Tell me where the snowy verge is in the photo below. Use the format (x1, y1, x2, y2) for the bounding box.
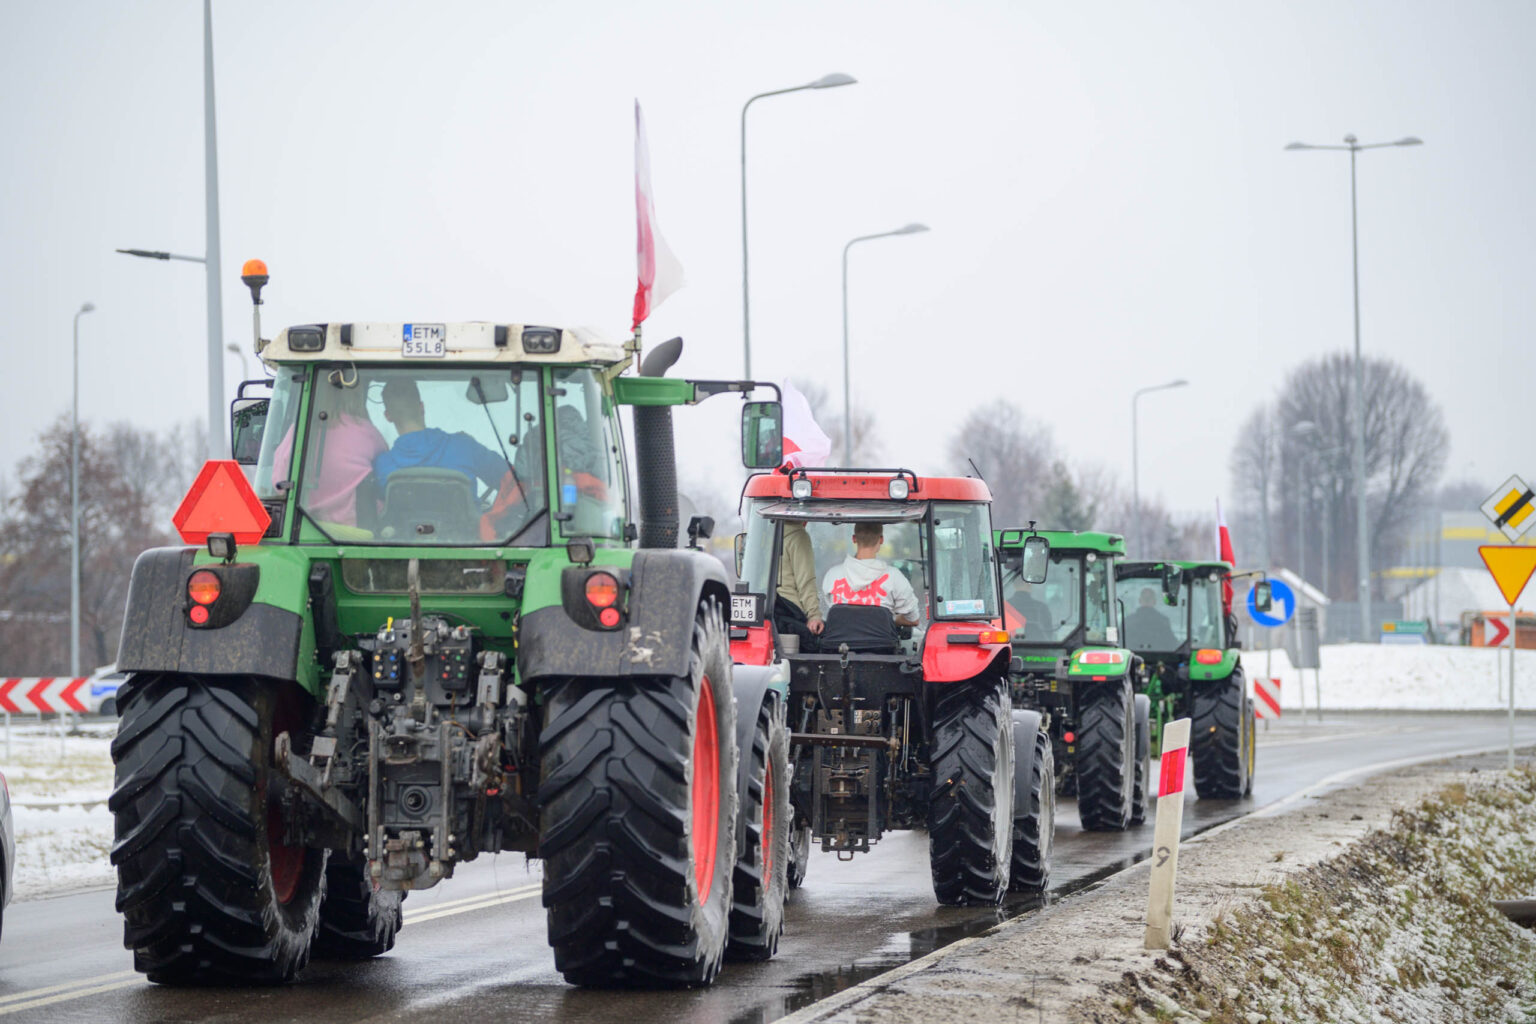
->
(1244, 643, 1536, 712)
(777, 751, 1536, 1024)
(0, 725, 116, 899)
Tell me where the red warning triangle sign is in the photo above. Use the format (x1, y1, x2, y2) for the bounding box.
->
(1478, 545, 1536, 607)
(172, 460, 271, 545)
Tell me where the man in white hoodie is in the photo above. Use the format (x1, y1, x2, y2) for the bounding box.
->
(822, 522, 921, 627)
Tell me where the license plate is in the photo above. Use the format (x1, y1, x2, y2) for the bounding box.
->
(731, 594, 763, 625)
(402, 323, 446, 357)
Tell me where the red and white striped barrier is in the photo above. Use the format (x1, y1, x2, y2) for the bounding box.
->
(0, 677, 89, 714)
(1253, 677, 1282, 719)
(1145, 717, 1191, 950)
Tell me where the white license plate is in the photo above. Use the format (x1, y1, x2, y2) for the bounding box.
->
(731, 595, 760, 623)
(402, 323, 447, 357)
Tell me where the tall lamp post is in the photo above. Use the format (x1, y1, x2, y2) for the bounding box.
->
(740, 72, 856, 378)
(841, 223, 928, 465)
(1131, 379, 1188, 557)
(115, 0, 226, 461)
(71, 302, 96, 679)
(1285, 133, 1422, 639)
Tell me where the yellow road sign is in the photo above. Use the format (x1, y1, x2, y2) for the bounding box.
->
(1481, 475, 1536, 542)
(1479, 545, 1536, 607)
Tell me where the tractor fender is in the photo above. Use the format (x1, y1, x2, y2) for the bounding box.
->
(115, 546, 304, 683)
(1064, 646, 1135, 679)
(1010, 707, 1045, 804)
(519, 548, 731, 683)
(731, 662, 789, 849)
(1133, 693, 1151, 763)
(1186, 649, 1241, 682)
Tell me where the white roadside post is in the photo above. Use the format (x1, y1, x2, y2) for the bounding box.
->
(1145, 717, 1192, 950)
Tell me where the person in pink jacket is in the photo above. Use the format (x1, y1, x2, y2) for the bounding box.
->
(273, 378, 387, 528)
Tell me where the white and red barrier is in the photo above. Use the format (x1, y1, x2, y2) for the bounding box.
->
(1253, 677, 1282, 719)
(0, 677, 88, 714)
(1145, 717, 1191, 950)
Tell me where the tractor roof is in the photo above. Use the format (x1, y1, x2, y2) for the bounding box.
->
(742, 469, 991, 503)
(995, 528, 1124, 554)
(261, 322, 626, 366)
(1117, 559, 1234, 576)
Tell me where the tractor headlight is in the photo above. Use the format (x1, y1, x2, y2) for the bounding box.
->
(790, 477, 813, 500)
(888, 478, 910, 500)
(521, 327, 561, 354)
(288, 327, 324, 352)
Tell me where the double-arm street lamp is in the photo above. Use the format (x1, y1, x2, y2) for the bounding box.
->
(841, 223, 928, 465)
(740, 72, 857, 378)
(71, 302, 96, 679)
(1285, 133, 1422, 639)
(1131, 379, 1189, 557)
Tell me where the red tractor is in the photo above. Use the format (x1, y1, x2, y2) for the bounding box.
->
(730, 468, 1055, 902)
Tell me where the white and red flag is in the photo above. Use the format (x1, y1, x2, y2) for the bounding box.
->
(631, 101, 686, 330)
(780, 381, 832, 469)
(1215, 498, 1236, 613)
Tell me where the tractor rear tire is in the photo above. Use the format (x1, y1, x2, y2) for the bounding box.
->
(1008, 717, 1054, 893)
(929, 678, 1013, 906)
(1191, 669, 1249, 800)
(1243, 697, 1257, 796)
(110, 674, 326, 984)
(727, 697, 790, 961)
(539, 604, 739, 988)
(1130, 694, 1151, 826)
(313, 857, 404, 959)
(1075, 680, 1135, 831)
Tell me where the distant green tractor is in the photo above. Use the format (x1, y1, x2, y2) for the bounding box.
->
(996, 529, 1151, 831)
(1114, 560, 1258, 800)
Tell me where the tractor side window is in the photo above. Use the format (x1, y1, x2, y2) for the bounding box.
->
(1189, 578, 1224, 648)
(1084, 557, 1111, 642)
(930, 503, 998, 621)
(739, 499, 777, 593)
(256, 370, 306, 499)
(552, 368, 627, 540)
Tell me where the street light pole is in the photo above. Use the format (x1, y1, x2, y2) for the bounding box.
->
(1285, 133, 1422, 640)
(203, 0, 226, 459)
(71, 302, 96, 679)
(841, 223, 928, 465)
(1131, 379, 1188, 557)
(740, 72, 860, 380)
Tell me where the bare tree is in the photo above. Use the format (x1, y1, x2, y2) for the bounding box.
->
(945, 399, 1056, 528)
(1228, 406, 1279, 568)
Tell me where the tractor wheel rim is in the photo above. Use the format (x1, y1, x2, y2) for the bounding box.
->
(268, 802, 303, 904)
(762, 758, 774, 881)
(692, 678, 720, 899)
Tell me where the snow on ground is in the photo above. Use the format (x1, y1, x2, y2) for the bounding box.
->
(0, 722, 116, 898)
(1246, 642, 1536, 712)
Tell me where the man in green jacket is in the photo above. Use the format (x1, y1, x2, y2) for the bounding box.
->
(774, 521, 824, 650)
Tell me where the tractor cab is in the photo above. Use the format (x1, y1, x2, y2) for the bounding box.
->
(1114, 560, 1237, 666)
(729, 468, 1055, 904)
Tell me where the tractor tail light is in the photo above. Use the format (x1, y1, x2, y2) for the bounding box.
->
(1063, 731, 1075, 744)
(188, 570, 222, 606)
(1078, 650, 1125, 665)
(584, 572, 620, 609)
(1194, 649, 1223, 665)
(978, 629, 1010, 645)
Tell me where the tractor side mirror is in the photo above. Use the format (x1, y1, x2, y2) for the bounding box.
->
(741, 401, 783, 469)
(1161, 563, 1181, 603)
(1020, 535, 1050, 584)
(1254, 580, 1273, 614)
(734, 533, 746, 578)
(230, 396, 269, 466)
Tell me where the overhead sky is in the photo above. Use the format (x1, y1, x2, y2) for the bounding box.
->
(3, 1, 1531, 516)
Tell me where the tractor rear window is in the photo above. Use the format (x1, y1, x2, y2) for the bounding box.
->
(1004, 554, 1078, 642)
(931, 502, 998, 621)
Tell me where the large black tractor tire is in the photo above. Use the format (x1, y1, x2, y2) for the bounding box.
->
(1191, 668, 1249, 800)
(110, 675, 327, 984)
(929, 678, 1014, 906)
(313, 857, 404, 959)
(727, 697, 790, 961)
(785, 822, 811, 891)
(1075, 680, 1135, 831)
(1130, 694, 1152, 826)
(1008, 712, 1054, 893)
(539, 604, 739, 988)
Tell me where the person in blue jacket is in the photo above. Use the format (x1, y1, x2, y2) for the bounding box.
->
(373, 378, 508, 491)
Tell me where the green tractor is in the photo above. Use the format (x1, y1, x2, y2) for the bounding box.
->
(1113, 560, 1259, 800)
(109, 270, 792, 988)
(996, 528, 1151, 831)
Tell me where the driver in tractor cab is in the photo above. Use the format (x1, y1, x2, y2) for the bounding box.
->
(1125, 586, 1178, 650)
(822, 522, 920, 627)
(1008, 581, 1054, 642)
(374, 378, 508, 490)
(773, 521, 824, 649)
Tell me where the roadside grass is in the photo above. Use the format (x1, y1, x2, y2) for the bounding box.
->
(1100, 765, 1536, 1023)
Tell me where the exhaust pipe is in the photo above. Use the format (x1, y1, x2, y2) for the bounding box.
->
(633, 337, 684, 549)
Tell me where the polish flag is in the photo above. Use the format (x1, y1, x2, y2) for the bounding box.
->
(780, 381, 831, 469)
(632, 101, 686, 330)
(1216, 498, 1236, 614)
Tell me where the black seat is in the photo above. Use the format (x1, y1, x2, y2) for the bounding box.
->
(380, 468, 480, 541)
(821, 604, 900, 654)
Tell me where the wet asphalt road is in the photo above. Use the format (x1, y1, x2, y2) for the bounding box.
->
(4, 712, 1534, 1023)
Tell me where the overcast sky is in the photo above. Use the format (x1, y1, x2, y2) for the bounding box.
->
(3, 1, 1531, 519)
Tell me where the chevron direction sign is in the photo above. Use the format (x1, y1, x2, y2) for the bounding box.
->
(0, 677, 89, 713)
